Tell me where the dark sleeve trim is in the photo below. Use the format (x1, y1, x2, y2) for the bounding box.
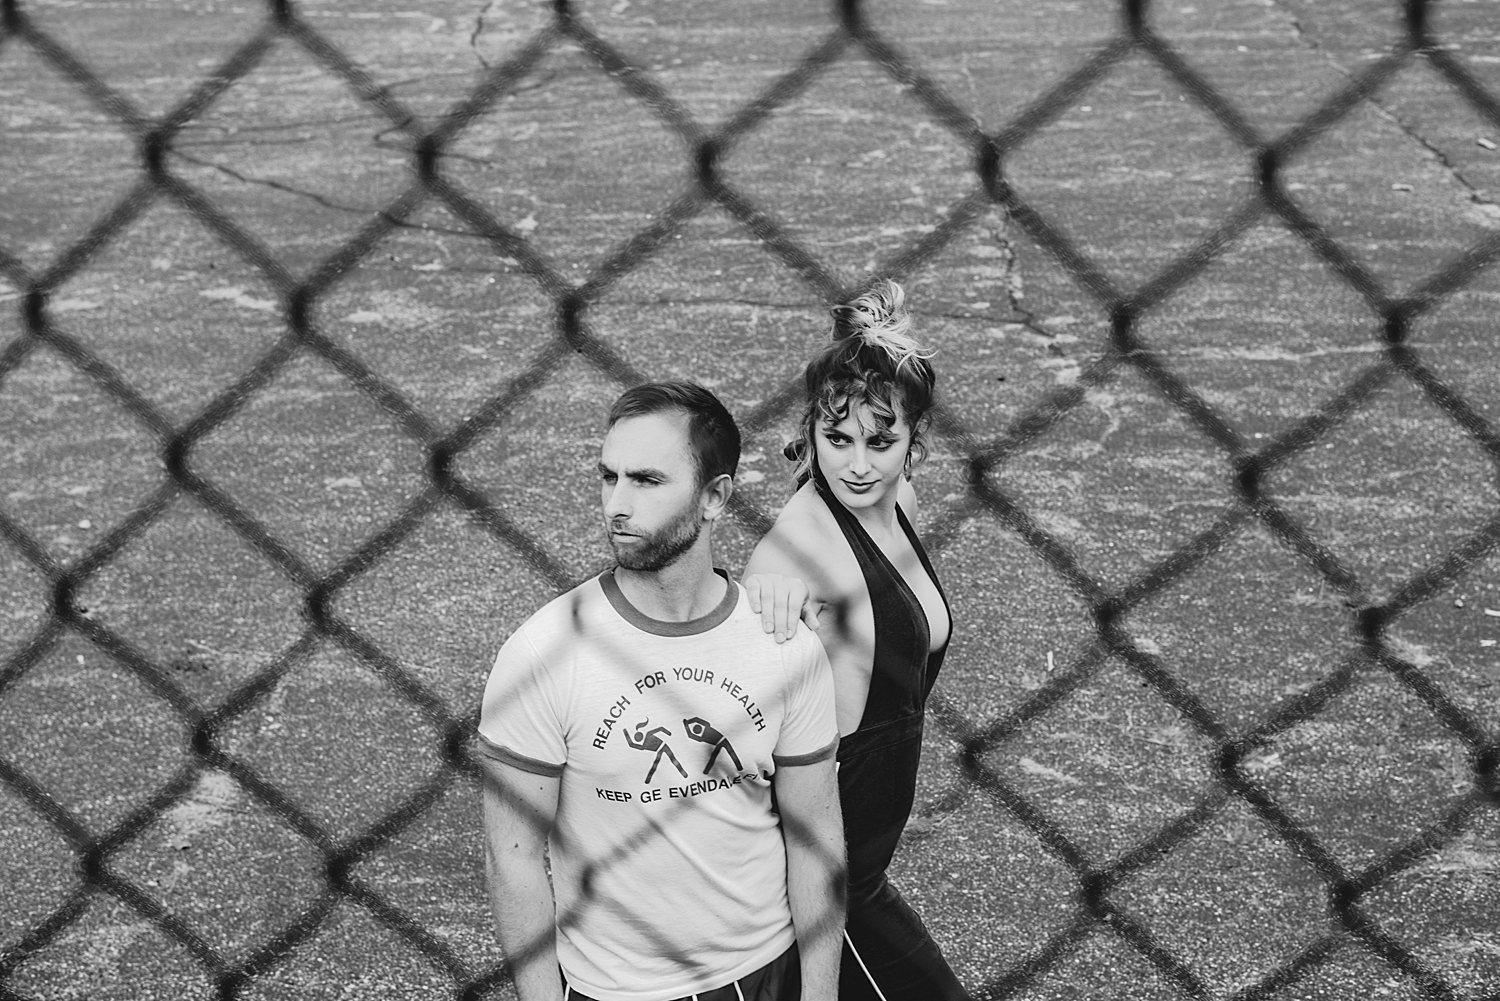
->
(773, 735, 839, 767)
(473, 733, 565, 777)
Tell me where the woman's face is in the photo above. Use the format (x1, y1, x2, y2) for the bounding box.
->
(813, 399, 911, 513)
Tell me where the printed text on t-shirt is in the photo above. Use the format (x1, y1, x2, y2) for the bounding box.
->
(590, 666, 773, 800)
(591, 666, 768, 751)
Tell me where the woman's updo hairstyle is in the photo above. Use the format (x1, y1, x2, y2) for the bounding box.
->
(789, 278, 936, 486)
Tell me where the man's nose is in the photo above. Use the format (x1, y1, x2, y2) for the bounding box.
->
(604, 481, 631, 519)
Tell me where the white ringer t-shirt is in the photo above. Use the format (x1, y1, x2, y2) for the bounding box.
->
(477, 569, 838, 1001)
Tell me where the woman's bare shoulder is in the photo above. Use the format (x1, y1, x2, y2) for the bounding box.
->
(897, 475, 918, 520)
(747, 484, 859, 591)
(774, 481, 832, 524)
(751, 484, 829, 557)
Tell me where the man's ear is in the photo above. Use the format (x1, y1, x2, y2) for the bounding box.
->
(700, 472, 734, 522)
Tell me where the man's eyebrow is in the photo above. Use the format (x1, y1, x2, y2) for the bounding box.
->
(598, 460, 671, 480)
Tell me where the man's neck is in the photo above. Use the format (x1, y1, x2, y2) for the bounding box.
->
(613, 549, 726, 623)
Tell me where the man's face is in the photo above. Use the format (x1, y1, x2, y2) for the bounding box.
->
(598, 411, 705, 572)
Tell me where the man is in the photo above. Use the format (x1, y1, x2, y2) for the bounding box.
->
(477, 381, 845, 1001)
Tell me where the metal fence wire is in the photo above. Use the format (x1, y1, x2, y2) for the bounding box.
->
(3, 0, 1500, 998)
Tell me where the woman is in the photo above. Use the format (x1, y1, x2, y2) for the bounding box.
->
(746, 279, 964, 1001)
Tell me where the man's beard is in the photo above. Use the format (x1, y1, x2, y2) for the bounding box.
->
(608, 504, 703, 572)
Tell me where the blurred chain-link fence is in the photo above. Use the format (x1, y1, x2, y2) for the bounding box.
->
(4, 0, 1500, 998)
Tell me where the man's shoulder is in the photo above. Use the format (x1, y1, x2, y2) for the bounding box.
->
(511, 573, 611, 639)
(717, 582, 825, 661)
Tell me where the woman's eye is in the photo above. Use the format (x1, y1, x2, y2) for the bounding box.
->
(870, 439, 894, 451)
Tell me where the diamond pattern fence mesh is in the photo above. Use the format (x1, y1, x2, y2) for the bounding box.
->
(3, 0, 1500, 999)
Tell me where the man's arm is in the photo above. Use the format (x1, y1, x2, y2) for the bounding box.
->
(774, 756, 846, 1001)
(480, 757, 564, 1001)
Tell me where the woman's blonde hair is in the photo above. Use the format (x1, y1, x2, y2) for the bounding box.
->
(789, 279, 936, 486)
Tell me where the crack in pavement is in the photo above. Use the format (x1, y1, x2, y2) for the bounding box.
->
(947, 47, 1052, 340)
(1266, 0, 1498, 211)
(167, 144, 539, 244)
(986, 213, 1058, 341)
(170, 148, 377, 216)
(470, 0, 495, 69)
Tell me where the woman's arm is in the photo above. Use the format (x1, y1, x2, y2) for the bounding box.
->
(749, 501, 879, 735)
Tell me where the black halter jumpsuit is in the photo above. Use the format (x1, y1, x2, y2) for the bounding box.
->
(814, 469, 967, 1001)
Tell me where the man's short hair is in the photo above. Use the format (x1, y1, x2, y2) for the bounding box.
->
(608, 381, 741, 488)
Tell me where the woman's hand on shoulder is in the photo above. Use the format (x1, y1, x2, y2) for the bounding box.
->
(742, 572, 822, 643)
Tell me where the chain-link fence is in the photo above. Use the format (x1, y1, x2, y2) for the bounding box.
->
(4, 0, 1500, 998)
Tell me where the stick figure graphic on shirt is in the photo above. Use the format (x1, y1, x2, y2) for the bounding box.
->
(624, 719, 687, 783)
(682, 716, 743, 774)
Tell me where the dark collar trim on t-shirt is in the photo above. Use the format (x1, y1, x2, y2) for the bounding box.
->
(599, 567, 738, 636)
